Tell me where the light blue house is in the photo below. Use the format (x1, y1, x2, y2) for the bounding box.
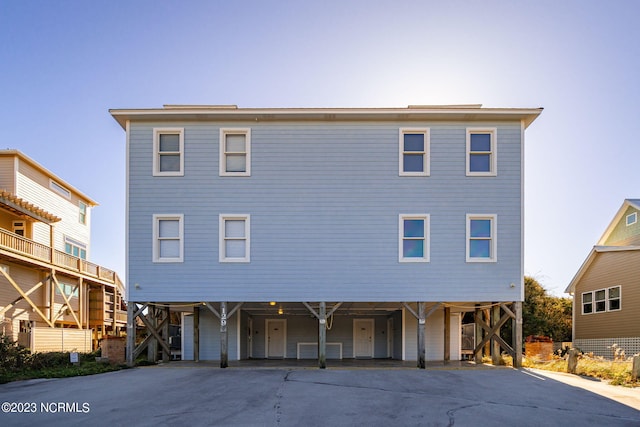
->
(111, 105, 542, 367)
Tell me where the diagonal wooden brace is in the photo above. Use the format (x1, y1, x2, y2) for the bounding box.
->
(138, 310, 171, 357)
(133, 315, 169, 359)
(473, 310, 514, 357)
(52, 273, 82, 328)
(0, 268, 53, 327)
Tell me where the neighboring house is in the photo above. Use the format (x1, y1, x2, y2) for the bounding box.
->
(0, 150, 125, 352)
(566, 199, 640, 358)
(111, 104, 542, 367)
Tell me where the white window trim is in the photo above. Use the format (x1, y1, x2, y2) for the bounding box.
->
(64, 236, 87, 259)
(152, 214, 184, 263)
(581, 286, 622, 314)
(79, 201, 87, 225)
(608, 285, 621, 312)
(466, 128, 497, 176)
(399, 128, 430, 176)
(594, 289, 607, 313)
(466, 214, 497, 262)
(626, 212, 637, 226)
(50, 180, 71, 199)
(220, 128, 251, 177)
(219, 214, 251, 262)
(398, 214, 430, 262)
(153, 128, 184, 176)
(581, 292, 593, 315)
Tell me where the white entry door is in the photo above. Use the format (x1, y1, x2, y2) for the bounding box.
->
(266, 319, 286, 358)
(353, 319, 374, 358)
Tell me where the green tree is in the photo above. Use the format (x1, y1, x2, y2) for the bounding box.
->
(523, 276, 572, 342)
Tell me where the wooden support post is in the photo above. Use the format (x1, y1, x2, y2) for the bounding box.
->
(491, 303, 501, 365)
(162, 307, 170, 362)
(632, 355, 640, 381)
(567, 348, 579, 374)
(126, 303, 136, 367)
(474, 305, 483, 363)
(443, 306, 450, 362)
(193, 306, 200, 362)
(148, 305, 157, 362)
(513, 301, 523, 368)
(49, 274, 55, 324)
(220, 302, 228, 368)
(417, 302, 426, 369)
(318, 301, 326, 369)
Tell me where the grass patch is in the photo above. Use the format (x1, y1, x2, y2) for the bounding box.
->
(498, 353, 639, 387)
(1, 361, 124, 384)
(0, 335, 125, 384)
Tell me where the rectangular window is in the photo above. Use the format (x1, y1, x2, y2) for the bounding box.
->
(608, 286, 621, 311)
(627, 212, 637, 226)
(399, 214, 430, 262)
(582, 287, 622, 314)
(79, 202, 87, 225)
(153, 128, 184, 176)
(50, 180, 71, 199)
(153, 214, 184, 262)
(399, 129, 430, 176)
(594, 289, 606, 313)
(219, 214, 250, 262)
(55, 282, 79, 298)
(582, 292, 593, 314)
(64, 237, 87, 260)
(12, 221, 25, 236)
(220, 129, 251, 176)
(466, 214, 497, 262)
(466, 128, 497, 176)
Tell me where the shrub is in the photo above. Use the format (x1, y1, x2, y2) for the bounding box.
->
(0, 334, 30, 372)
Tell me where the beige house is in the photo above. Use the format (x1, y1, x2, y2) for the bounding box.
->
(0, 150, 125, 352)
(566, 199, 640, 358)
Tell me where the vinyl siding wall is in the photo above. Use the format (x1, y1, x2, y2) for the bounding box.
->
(128, 120, 523, 302)
(0, 156, 16, 191)
(574, 250, 640, 339)
(603, 205, 640, 246)
(0, 263, 48, 340)
(15, 161, 91, 253)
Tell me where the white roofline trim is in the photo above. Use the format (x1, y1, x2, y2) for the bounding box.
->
(109, 105, 543, 130)
(564, 245, 640, 294)
(597, 199, 640, 245)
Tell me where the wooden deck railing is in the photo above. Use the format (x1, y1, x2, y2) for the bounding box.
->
(0, 228, 121, 289)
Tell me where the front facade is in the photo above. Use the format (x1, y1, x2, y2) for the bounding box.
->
(0, 150, 125, 352)
(112, 105, 542, 366)
(566, 199, 640, 358)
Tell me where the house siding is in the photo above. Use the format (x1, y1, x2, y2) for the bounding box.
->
(574, 250, 640, 339)
(16, 162, 91, 253)
(603, 205, 640, 246)
(0, 156, 16, 191)
(128, 121, 523, 303)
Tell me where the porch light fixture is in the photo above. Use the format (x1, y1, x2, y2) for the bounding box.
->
(269, 301, 276, 306)
(278, 308, 284, 315)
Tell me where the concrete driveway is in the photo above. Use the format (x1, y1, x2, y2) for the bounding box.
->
(1, 364, 638, 426)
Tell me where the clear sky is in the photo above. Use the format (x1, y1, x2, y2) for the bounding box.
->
(1, 1, 638, 296)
